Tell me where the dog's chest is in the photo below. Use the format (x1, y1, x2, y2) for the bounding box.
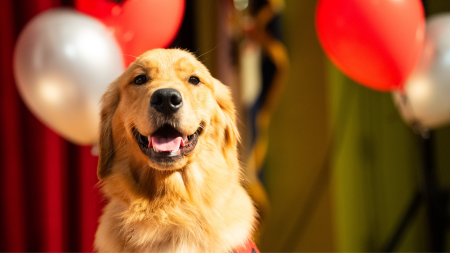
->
(122, 223, 230, 253)
(117, 203, 233, 252)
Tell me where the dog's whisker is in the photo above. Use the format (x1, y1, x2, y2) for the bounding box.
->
(194, 47, 201, 56)
(196, 38, 226, 59)
(122, 53, 138, 59)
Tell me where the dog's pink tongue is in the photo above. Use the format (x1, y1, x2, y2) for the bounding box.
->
(152, 136, 182, 152)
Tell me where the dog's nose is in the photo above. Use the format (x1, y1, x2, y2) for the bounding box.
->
(150, 88, 183, 114)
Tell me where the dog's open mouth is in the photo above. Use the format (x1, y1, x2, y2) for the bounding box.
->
(133, 124, 200, 161)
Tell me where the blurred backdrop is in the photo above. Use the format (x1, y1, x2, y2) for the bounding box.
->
(2, 0, 450, 252)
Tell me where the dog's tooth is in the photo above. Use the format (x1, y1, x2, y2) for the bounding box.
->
(148, 136, 152, 147)
(180, 138, 185, 147)
(153, 145, 158, 152)
(181, 135, 187, 146)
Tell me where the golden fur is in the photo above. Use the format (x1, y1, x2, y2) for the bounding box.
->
(94, 49, 256, 252)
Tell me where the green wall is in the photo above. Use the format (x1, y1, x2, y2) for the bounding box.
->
(329, 63, 429, 251)
(329, 1, 450, 251)
(261, 0, 450, 252)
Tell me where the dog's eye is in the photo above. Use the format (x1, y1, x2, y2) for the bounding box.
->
(188, 76, 200, 85)
(133, 75, 148, 85)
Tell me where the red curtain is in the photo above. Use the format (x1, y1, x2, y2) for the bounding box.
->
(0, 0, 102, 252)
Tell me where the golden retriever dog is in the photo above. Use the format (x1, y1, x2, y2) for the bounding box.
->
(94, 49, 257, 252)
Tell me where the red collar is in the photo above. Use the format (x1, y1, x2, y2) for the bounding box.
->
(232, 238, 259, 253)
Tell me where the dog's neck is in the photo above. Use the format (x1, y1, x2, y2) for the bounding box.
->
(136, 167, 190, 201)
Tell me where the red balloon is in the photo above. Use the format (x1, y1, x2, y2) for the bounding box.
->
(316, 0, 425, 91)
(76, 0, 185, 65)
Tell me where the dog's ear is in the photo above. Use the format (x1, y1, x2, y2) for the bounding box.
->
(97, 79, 121, 180)
(213, 78, 240, 149)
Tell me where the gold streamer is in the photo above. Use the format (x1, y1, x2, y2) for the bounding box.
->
(238, 0, 289, 242)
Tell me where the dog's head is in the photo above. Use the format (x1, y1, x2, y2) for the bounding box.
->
(97, 49, 239, 186)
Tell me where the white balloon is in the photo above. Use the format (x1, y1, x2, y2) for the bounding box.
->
(14, 8, 124, 144)
(394, 14, 450, 129)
